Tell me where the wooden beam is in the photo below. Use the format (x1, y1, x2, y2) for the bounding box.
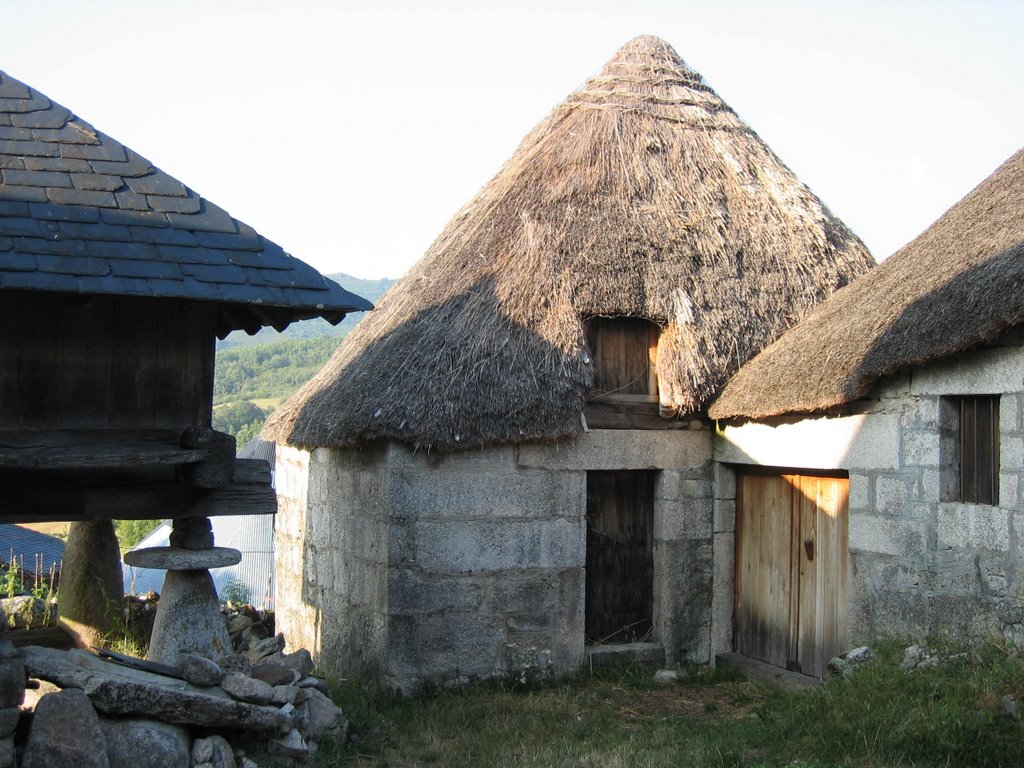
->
(0, 430, 206, 470)
(583, 401, 693, 430)
(0, 459, 274, 524)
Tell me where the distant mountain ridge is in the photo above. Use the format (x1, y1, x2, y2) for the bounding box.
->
(217, 273, 395, 349)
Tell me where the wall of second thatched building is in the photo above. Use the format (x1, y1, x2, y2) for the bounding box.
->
(274, 429, 716, 691)
(715, 341, 1024, 654)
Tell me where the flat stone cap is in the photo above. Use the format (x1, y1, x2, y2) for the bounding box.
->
(124, 546, 241, 570)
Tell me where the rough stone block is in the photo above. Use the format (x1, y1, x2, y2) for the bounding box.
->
(937, 504, 1010, 552)
(923, 549, 980, 594)
(849, 513, 925, 557)
(904, 396, 939, 430)
(681, 478, 712, 499)
(388, 569, 484, 614)
(848, 472, 870, 511)
(917, 469, 940, 502)
(275, 446, 310, 503)
(1002, 435, 1024, 473)
(504, 643, 555, 678)
(999, 473, 1020, 509)
(870, 580, 930, 640)
(387, 613, 505, 683)
(654, 538, 713, 664)
(21, 688, 108, 768)
(902, 429, 939, 468)
(344, 561, 387, 609)
(846, 553, 873, 646)
(654, 470, 682, 501)
(1000, 393, 1020, 433)
(712, 498, 735, 534)
(517, 430, 710, 471)
(710, 532, 734, 657)
(486, 571, 565, 615)
(911, 345, 1024, 397)
(415, 518, 584, 573)
(0, 707, 17, 736)
(0, 650, 24, 710)
(388, 467, 584, 521)
(876, 475, 909, 518)
(388, 518, 416, 566)
(713, 462, 736, 500)
(928, 594, 1002, 640)
(100, 718, 191, 768)
(656, 496, 711, 540)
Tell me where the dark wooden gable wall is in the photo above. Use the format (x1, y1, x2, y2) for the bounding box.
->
(0, 291, 215, 431)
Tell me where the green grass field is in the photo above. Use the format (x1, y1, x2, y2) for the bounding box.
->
(285, 639, 1024, 768)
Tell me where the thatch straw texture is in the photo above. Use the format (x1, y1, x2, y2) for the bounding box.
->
(264, 35, 873, 451)
(710, 147, 1024, 421)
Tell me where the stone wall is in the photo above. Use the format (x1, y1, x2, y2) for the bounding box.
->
(275, 428, 716, 690)
(715, 342, 1024, 650)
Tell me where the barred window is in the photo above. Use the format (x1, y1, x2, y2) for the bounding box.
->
(941, 395, 1000, 505)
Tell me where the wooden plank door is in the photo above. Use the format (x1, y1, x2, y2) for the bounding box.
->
(735, 472, 848, 677)
(585, 470, 654, 644)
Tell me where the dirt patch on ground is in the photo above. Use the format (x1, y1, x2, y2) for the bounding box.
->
(619, 682, 763, 722)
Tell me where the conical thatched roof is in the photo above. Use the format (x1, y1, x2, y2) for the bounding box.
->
(710, 147, 1024, 421)
(264, 35, 873, 451)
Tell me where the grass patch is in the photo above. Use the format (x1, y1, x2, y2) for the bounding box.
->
(302, 642, 1024, 768)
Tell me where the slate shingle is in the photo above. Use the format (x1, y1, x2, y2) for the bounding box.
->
(0, 185, 46, 202)
(0, 139, 59, 157)
(46, 187, 117, 207)
(10, 106, 71, 129)
(17, 237, 90, 257)
(2, 169, 73, 187)
(25, 156, 92, 173)
(0, 69, 372, 330)
(28, 202, 100, 222)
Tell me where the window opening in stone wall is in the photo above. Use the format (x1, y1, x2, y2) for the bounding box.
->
(940, 395, 1000, 505)
(585, 469, 655, 645)
(586, 316, 660, 399)
(584, 317, 670, 428)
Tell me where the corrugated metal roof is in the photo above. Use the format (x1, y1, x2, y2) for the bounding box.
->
(0, 524, 64, 576)
(0, 69, 373, 336)
(238, 436, 276, 466)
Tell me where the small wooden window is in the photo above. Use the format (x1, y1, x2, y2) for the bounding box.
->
(941, 395, 1000, 505)
(586, 317, 659, 399)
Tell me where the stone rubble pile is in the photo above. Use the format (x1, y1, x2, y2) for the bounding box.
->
(1, 604, 345, 768)
(0, 597, 57, 631)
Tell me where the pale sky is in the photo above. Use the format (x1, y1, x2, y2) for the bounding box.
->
(4, 0, 1022, 279)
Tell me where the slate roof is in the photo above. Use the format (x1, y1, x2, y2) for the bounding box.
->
(0, 524, 64, 576)
(0, 70, 372, 336)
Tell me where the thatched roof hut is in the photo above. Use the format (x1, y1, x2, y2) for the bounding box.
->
(710, 146, 1024, 421)
(265, 35, 873, 451)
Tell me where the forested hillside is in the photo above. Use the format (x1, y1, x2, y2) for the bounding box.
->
(212, 273, 395, 446)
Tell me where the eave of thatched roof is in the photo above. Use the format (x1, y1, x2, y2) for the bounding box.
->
(264, 35, 873, 451)
(709, 146, 1024, 421)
